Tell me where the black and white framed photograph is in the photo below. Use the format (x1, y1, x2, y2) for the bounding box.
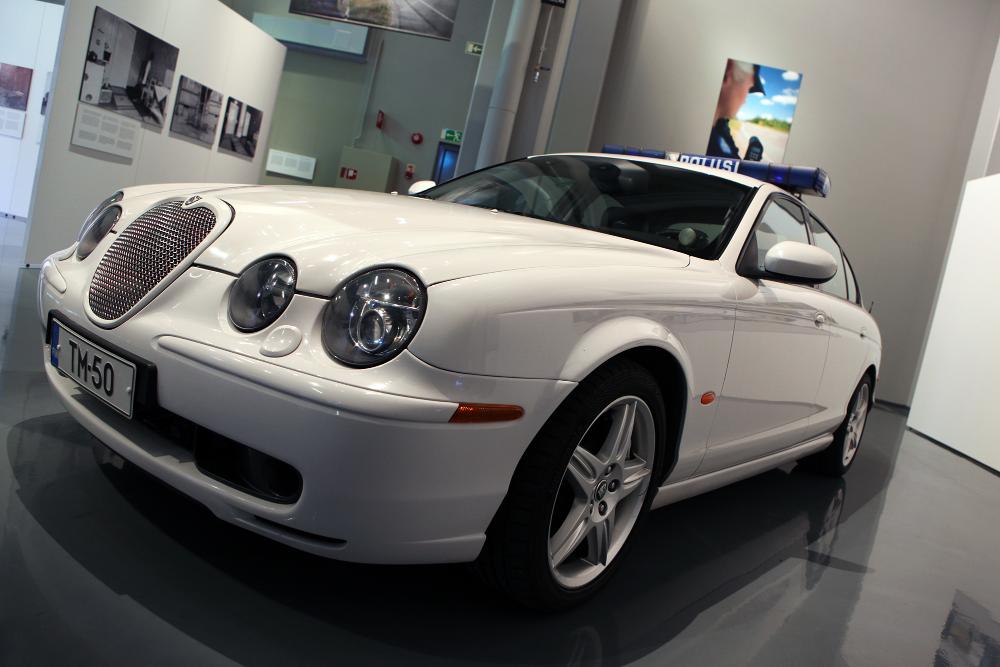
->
(218, 97, 262, 158)
(290, 0, 459, 41)
(169, 75, 223, 147)
(0, 63, 33, 112)
(79, 6, 179, 129)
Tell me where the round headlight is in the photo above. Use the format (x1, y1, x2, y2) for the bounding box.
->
(228, 258, 297, 332)
(77, 191, 124, 241)
(76, 205, 122, 260)
(322, 267, 425, 367)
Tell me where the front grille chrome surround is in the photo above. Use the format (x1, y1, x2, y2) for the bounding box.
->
(85, 196, 233, 328)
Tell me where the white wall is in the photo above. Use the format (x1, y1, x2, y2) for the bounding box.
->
(590, 0, 1000, 405)
(0, 0, 63, 219)
(906, 29, 1000, 470)
(24, 0, 286, 264)
(507, 0, 624, 159)
(456, 0, 514, 177)
(223, 0, 490, 192)
(961, 34, 1000, 183)
(907, 174, 1000, 471)
(351, 0, 491, 191)
(544, 0, 620, 154)
(457, 0, 622, 173)
(506, 1, 569, 161)
(990, 117, 1000, 176)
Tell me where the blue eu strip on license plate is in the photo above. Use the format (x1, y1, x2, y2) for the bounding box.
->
(50, 321, 60, 367)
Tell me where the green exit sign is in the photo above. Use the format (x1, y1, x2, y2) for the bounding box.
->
(441, 128, 464, 144)
(465, 41, 483, 56)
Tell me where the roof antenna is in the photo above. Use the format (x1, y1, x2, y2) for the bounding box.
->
(868, 300, 875, 314)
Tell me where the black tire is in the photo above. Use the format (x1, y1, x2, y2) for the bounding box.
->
(800, 376, 873, 476)
(477, 358, 667, 610)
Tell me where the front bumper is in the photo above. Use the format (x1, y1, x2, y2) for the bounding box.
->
(39, 260, 574, 564)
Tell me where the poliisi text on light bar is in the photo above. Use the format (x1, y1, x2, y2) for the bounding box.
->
(600, 145, 831, 197)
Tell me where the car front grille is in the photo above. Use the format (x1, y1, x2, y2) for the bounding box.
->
(88, 200, 217, 322)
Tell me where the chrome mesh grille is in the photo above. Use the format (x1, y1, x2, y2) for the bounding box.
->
(88, 201, 217, 321)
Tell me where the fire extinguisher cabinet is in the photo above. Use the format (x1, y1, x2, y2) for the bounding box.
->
(336, 146, 399, 192)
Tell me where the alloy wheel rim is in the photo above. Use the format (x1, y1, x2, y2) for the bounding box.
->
(842, 384, 870, 466)
(547, 396, 655, 589)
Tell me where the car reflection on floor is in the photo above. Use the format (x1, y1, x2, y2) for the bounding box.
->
(936, 591, 1000, 666)
(2, 397, 900, 666)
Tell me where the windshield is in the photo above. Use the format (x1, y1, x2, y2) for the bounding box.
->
(420, 155, 753, 259)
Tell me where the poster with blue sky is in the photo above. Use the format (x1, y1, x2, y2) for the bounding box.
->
(706, 59, 802, 163)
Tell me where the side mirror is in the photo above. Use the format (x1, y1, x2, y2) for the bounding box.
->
(408, 180, 436, 196)
(763, 241, 837, 283)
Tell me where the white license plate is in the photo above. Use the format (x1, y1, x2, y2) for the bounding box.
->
(50, 320, 137, 418)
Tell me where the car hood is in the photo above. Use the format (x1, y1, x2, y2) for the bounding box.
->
(192, 185, 689, 294)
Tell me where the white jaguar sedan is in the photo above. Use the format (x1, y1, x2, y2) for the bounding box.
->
(38, 150, 880, 609)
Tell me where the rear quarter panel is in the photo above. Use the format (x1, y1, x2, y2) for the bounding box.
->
(813, 295, 881, 434)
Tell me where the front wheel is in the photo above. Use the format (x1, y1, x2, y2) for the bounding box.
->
(477, 359, 665, 610)
(801, 376, 872, 476)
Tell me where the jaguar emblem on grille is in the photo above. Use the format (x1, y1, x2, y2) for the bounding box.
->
(183, 195, 202, 207)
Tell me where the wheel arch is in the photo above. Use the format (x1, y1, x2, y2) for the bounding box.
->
(863, 363, 877, 407)
(618, 346, 688, 485)
(557, 316, 694, 389)
(556, 317, 694, 486)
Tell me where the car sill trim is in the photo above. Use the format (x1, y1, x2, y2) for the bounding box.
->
(650, 433, 834, 509)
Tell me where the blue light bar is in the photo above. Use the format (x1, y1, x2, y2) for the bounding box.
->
(599, 145, 830, 197)
(601, 144, 666, 159)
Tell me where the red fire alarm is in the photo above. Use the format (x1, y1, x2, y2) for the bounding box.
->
(376, 109, 385, 130)
(410, 132, 423, 145)
(404, 163, 415, 180)
(339, 166, 358, 181)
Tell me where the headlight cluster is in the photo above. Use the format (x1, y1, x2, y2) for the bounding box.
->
(227, 261, 425, 368)
(76, 191, 124, 260)
(228, 258, 297, 332)
(322, 268, 426, 367)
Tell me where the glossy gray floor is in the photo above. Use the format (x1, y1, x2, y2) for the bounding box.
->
(2, 266, 999, 666)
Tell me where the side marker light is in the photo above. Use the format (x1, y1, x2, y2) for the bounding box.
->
(449, 403, 525, 423)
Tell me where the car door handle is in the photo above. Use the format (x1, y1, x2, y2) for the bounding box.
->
(814, 312, 826, 326)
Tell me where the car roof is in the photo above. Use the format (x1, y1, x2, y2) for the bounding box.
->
(536, 152, 768, 190)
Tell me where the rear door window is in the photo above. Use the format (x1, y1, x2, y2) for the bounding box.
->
(843, 254, 860, 304)
(806, 214, 848, 299)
